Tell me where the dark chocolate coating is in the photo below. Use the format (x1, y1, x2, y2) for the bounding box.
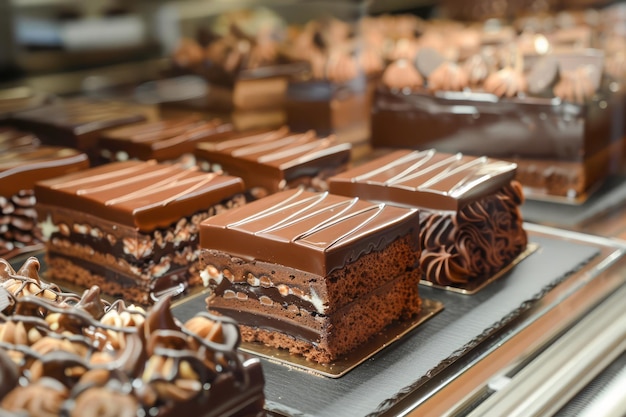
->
(195, 126, 351, 193)
(200, 188, 420, 276)
(99, 117, 234, 162)
(35, 160, 245, 232)
(0, 143, 88, 197)
(329, 149, 517, 211)
(10, 100, 147, 153)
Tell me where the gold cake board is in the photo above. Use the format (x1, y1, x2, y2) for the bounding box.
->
(240, 299, 443, 379)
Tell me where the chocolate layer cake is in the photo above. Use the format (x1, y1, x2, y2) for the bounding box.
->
(34, 160, 246, 305)
(199, 189, 421, 363)
(98, 116, 234, 165)
(371, 48, 620, 199)
(195, 126, 351, 199)
(0, 257, 265, 417)
(0, 128, 88, 259)
(328, 149, 528, 289)
(283, 17, 383, 147)
(9, 99, 153, 162)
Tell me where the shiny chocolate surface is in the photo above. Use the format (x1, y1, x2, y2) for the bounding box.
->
(35, 160, 245, 231)
(200, 188, 420, 276)
(329, 149, 517, 211)
(195, 126, 351, 193)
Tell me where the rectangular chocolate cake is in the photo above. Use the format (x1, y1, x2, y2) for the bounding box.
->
(371, 41, 620, 199)
(98, 116, 234, 164)
(10, 99, 153, 162)
(195, 126, 351, 199)
(0, 256, 265, 417)
(199, 188, 422, 363)
(329, 149, 528, 290)
(0, 127, 88, 259)
(34, 160, 246, 305)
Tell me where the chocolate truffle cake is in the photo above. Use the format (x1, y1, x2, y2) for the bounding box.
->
(284, 17, 383, 147)
(10, 99, 153, 162)
(0, 257, 265, 417)
(199, 189, 422, 363)
(98, 116, 234, 165)
(195, 126, 351, 199)
(371, 45, 620, 199)
(0, 128, 88, 259)
(34, 160, 246, 305)
(328, 149, 528, 289)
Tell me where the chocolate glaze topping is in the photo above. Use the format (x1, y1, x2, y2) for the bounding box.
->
(200, 188, 420, 276)
(329, 149, 517, 211)
(195, 127, 351, 193)
(100, 116, 234, 162)
(0, 143, 88, 197)
(35, 160, 245, 231)
(10, 100, 147, 152)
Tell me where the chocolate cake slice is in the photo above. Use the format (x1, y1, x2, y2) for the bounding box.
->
(195, 126, 351, 199)
(329, 149, 528, 289)
(199, 189, 421, 363)
(0, 127, 88, 259)
(10, 99, 152, 162)
(34, 160, 246, 305)
(0, 257, 265, 417)
(371, 46, 619, 199)
(98, 116, 234, 164)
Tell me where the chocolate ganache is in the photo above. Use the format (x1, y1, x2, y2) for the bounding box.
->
(328, 149, 528, 287)
(99, 116, 234, 163)
(195, 126, 351, 196)
(0, 257, 265, 417)
(10, 99, 149, 161)
(35, 160, 244, 231)
(200, 188, 419, 277)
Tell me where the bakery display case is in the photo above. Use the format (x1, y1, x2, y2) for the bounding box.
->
(1, 0, 626, 416)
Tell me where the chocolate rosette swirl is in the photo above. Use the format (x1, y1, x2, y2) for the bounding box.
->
(419, 183, 527, 287)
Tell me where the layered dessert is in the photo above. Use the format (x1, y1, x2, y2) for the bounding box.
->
(328, 149, 528, 289)
(371, 44, 619, 199)
(9, 99, 153, 162)
(199, 189, 422, 363)
(0, 256, 265, 417)
(284, 17, 383, 146)
(34, 160, 246, 305)
(166, 8, 305, 130)
(195, 126, 351, 199)
(0, 127, 88, 259)
(98, 116, 234, 165)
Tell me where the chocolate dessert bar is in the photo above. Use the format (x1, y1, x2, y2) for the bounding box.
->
(328, 149, 528, 289)
(371, 48, 620, 199)
(98, 116, 234, 164)
(34, 160, 246, 305)
(10, 99, 153, 162)
(0, 128, 88, 258)
(284, 18, 383, 146)
(195, 126, 351, 199)
(0, 257, 265, 417)
(200, 189, 421, 363)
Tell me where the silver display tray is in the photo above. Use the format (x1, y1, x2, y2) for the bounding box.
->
(170, 223, 626, 417)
